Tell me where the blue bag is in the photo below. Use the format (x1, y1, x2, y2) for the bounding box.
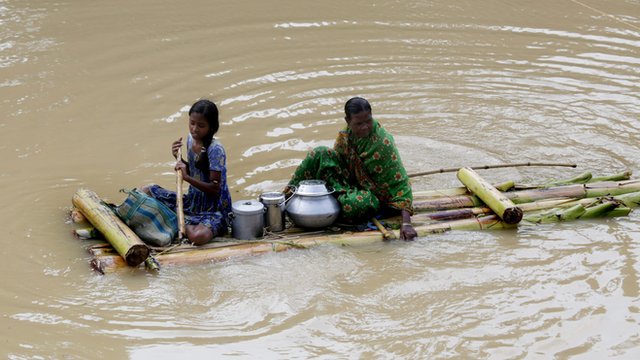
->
(114, 188, 178, 247)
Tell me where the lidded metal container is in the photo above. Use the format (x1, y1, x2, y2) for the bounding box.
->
(286, 180, 340, 229)
(230, 200, 265, 240)
(260, 192, 285, 232)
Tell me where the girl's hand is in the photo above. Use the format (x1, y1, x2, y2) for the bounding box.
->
(400, 223, 417, 241)
(172, 137, 183, 159)
(175, 160, 188, 178)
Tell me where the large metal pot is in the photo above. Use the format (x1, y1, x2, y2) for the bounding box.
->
(286, 180, 340, 228)
(230, 200, 265, 240)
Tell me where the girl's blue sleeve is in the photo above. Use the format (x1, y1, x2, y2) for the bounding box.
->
(208, 142, 226, 171)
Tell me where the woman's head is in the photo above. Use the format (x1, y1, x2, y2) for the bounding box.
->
(344, 97, 373, 138)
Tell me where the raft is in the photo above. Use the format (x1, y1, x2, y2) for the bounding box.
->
(69, 170, 640, 274)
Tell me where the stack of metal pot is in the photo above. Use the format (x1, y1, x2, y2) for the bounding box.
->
(230, 180, 340, 240)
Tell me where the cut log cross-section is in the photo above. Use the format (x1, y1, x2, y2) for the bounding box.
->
(457, 167, 523, 224)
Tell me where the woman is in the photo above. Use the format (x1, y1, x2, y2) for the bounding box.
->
(287, 97, 417, 240)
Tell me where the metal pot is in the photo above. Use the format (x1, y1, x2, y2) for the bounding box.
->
(286, 180, 340, 228)
(230, 200, 265, 240)
(260, 191, 285, 232)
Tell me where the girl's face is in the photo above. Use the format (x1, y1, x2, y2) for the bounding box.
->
(346, 110, 373, 138)
(189, 112, 211, 142)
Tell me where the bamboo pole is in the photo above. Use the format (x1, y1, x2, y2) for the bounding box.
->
(175, 147, 186, 240)
(613, 191, 640, 208)
(72, 189, 149, 266)
(589, 171, 633, 183)
(412, 207, 489, 222)
(457, 167, 523, 224)
(585, 180, 640, 197)
(524, 204, 587, 223)
(408, 162, 577, 178)
(543, 171, 592, 186)
(603, 207, 632, 217)
(580, 202, 619, 219)
(413, 194, 483, 211)
(70, 208, 87, 224)
(371, 217, 396, 240)
(507, 184, 587, 204)
(413, 181, 514, 199)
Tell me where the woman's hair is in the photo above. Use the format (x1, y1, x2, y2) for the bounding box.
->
(189, 99, 219, 177)
(344, 97, 372, 120)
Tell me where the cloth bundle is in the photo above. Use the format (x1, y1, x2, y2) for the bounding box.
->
(113, 188, 178, 247)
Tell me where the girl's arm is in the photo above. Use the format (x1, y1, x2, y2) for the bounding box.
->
(175, 162, 221, 197)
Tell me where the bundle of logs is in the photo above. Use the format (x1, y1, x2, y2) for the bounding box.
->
(70, 168, 640, 274)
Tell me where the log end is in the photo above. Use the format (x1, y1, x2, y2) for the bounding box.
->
(124, 244, 151, 267)
(503, 207, 524, 224)
(70, 208, 87, 223)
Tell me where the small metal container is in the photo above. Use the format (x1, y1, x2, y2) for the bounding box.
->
(230, 200, 265, 240)
(260, 192, 285, 232)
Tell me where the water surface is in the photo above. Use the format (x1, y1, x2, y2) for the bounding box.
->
(1, 0, 640, 358)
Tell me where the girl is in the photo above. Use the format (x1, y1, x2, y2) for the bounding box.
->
(142, 99, 232, 245)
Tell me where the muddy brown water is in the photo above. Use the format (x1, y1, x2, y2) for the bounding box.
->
(2, 0, 640, 358)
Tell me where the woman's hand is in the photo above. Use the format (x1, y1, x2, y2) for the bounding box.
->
(399, 209, 417, 241)
(400, 223, 417, 241)
(172, 137, 183, 159)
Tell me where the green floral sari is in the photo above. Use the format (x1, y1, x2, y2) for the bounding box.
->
(288, 120, 413, 221)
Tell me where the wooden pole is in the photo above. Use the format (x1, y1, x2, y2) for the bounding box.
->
(371, 217, 397, 240)
(408, 162, 577, 178)
(585, 180, 640, 197)
(175, 147, 186, 240)
(457, 167, 523, 224)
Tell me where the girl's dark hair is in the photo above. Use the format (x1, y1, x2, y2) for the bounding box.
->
(189, 99, 219, 177)
(344, 97, 372, 120)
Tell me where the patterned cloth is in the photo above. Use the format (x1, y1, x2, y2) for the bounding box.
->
(288, 119, 413, 221)
(147, 134, 232, 235)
